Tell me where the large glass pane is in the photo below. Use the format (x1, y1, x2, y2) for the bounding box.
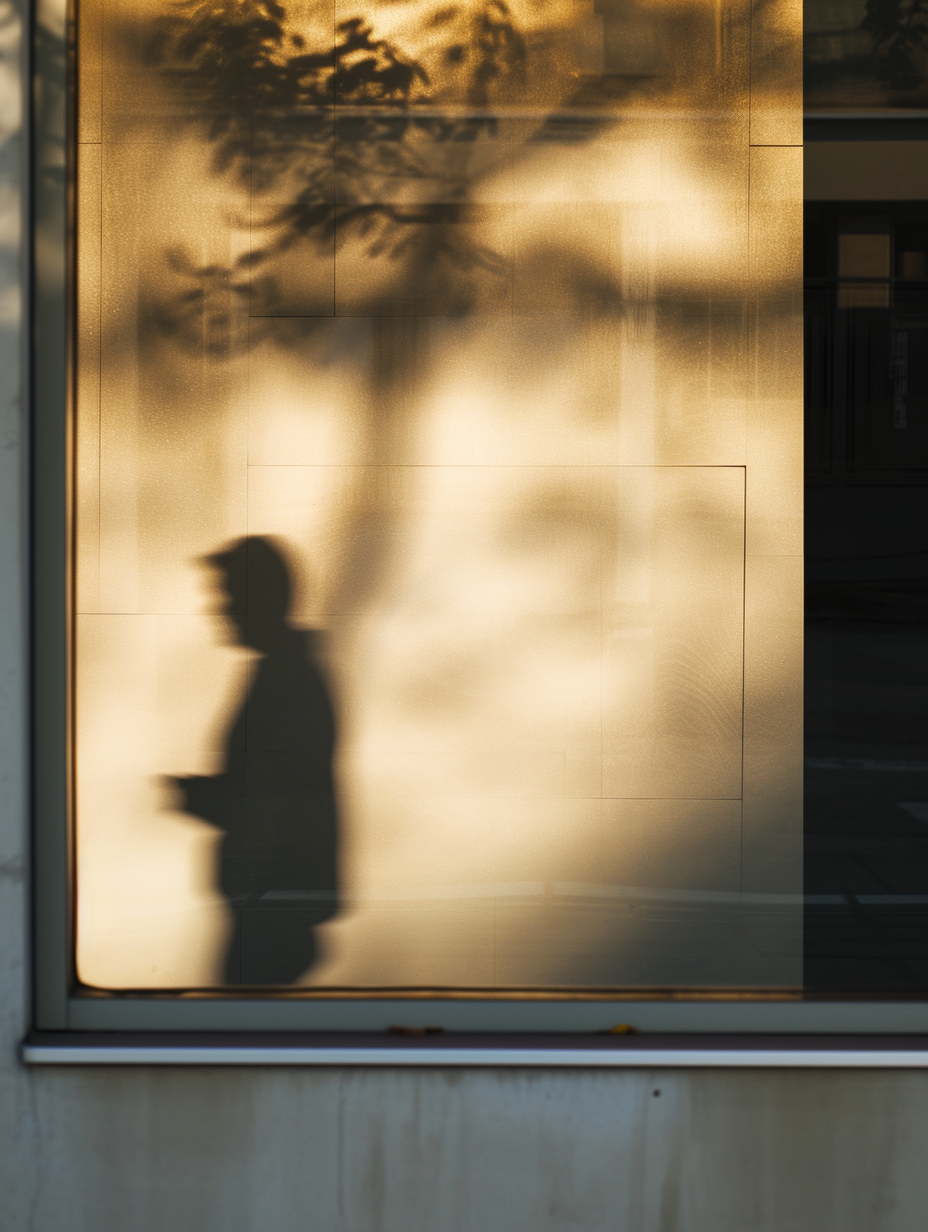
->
(804, 200, 928, 990)
(74, 0, 803, 991)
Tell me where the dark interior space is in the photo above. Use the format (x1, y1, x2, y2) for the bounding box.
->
(804, 199, 928, 991)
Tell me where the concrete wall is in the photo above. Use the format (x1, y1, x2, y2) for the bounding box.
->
(4, 4, 928, 1230)
(7, 1066, 928, 1231)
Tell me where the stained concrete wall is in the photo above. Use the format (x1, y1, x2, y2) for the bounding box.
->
(4, 4, 928, 1230)
(6, 1065, 928, 1231)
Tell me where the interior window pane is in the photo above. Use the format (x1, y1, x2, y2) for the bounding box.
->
(804, 200, 928, 991)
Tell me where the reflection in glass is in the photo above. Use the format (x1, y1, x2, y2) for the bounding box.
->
(74, 0, 802, 990)
(805, 201, 928, 990)
(805, 0, 928, 109)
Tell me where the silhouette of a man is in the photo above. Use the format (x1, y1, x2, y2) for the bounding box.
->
(171, 536, 339, 984)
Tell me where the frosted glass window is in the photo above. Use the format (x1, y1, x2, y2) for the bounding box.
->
(74, 0, 803, 990)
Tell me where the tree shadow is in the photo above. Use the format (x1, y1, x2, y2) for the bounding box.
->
(142, 0, 530, 347)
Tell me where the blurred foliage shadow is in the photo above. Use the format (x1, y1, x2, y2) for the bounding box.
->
(143, 0, 544, 347)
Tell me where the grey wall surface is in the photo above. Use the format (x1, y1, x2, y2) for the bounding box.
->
(7, 1066, 928, 1232)
(3, 5, 928, 1231)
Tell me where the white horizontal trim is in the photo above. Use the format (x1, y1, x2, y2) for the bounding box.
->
(21, 1044, 928, 1068)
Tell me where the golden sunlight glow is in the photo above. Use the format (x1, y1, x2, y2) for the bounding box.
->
(74, 0, 802, 989)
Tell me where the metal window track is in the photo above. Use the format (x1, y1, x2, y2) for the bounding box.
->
(21, 1032, 928, 1068)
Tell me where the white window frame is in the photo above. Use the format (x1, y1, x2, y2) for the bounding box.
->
(27, 0, 928, 1058)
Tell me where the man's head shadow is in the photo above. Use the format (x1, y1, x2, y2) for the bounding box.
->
(204, 534, 303, 655)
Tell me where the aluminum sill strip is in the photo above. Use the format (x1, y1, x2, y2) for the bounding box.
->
(21, 1032, 928, 1068)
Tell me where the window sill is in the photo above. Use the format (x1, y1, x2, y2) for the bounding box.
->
(20, 1032, 928, 1068)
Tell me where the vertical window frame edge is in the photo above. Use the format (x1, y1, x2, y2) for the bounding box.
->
(32, 0, 72, 1032)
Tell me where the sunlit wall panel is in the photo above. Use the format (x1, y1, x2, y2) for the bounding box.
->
(74, 0, 802, 989)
